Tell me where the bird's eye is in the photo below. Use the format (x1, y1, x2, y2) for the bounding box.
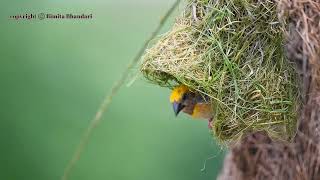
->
(182, 93, 187, 101)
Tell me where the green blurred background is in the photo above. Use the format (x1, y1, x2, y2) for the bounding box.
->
(0, 0, 224, 179)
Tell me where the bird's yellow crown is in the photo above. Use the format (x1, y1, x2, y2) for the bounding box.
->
(170, 85, 189, 103)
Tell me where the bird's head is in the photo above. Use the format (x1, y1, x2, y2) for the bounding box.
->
(170, 85, 191, 116)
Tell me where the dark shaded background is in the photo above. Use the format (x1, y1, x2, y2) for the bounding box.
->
(0, 0, 224, 179)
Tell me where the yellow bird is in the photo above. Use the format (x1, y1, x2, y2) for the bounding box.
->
(170, 85, 213, 128)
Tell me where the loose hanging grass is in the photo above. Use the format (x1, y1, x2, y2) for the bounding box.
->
(60, 1, 182, 180)
(141, 0, 300, 143)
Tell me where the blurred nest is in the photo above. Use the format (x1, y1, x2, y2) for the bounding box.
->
(141, 0, 300, 143)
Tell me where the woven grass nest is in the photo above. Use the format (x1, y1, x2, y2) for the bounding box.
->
(141, 0, 300, 143)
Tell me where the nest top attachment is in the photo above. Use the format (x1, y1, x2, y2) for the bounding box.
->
(141, 0, 300, 143)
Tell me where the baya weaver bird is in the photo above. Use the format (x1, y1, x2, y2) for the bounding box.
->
(170, 85, 213, 128)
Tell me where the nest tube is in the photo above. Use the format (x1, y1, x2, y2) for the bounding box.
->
(141, 0, 300, 143)
(218, 0, 320, 179)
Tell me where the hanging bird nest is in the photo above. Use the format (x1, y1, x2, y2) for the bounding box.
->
(140, 0, 300, 143)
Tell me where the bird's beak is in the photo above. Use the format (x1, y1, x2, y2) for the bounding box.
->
(173, 102, 184, 116)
